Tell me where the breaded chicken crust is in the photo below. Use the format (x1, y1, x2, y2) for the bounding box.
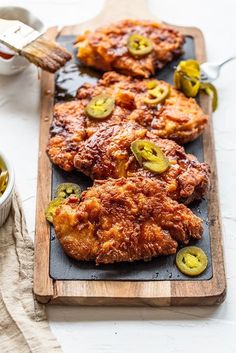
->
(97, 72, 208, 144)
(75, 19, 185, 77)
(47, 101, 86, 171)
(47, 82, 131, 171)
(53, 177, 203, 264)
(47, 72, 208, 171)
(74, 122, 210, 204)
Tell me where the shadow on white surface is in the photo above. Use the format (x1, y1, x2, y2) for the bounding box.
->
(47, 303, 224, 322)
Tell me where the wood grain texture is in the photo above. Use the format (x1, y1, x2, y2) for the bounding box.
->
(33, 0, 226, 306)
(33, 26, 57, 304)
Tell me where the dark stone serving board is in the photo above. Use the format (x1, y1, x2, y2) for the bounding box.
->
(49, 35, 212, 281)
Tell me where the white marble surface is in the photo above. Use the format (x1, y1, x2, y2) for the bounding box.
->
(0, 0, 236, 352)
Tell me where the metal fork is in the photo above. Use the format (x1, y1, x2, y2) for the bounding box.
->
(200, 55, 236, 82)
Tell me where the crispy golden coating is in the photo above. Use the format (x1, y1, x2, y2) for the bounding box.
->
(74, 122, 210, 203)
(53, 177, 203, 264)
(47, 72, 208, 171)
(47, 88, 131, 171)
(76, 80, 133, 137)
(75, 19, 185, 77)
(47, 101, 86, 171)
(96, 72, 209, 144)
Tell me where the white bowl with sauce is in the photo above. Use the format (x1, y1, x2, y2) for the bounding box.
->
(0, 152, 15, 227)
(0, 6, 45, 75)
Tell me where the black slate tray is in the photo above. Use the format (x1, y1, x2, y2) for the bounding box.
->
(49, 35, 212, 281)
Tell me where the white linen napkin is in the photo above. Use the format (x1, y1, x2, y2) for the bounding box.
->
(0, 192, 62, 353)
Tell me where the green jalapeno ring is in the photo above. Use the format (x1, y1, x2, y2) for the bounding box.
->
(176, 59, 200, 79)
(174, 70, 200, 97)
(146, 80, 159, 90)
(127, 33, 153, 57)
(0, 171, 8, 191)
(85, 94, 115, 119)
(131, 140, 158, 165)
(45, 198, 64, 224)
(130, 140, 170, 174)
(173, 70, 182, 90)
(55, 183, 81, 199)
(144, 83, 170, 105)
(181, 77, 200, 98)
(142, 160, 170, 174)
(174, 59, 201, 98)
(176, 246, 208, 277)
(200, 82, 218, 112)
(0, 161, 8, 197)
(173, 59, 218, 111)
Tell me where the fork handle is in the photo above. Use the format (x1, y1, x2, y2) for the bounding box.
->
(217, 55, 236, 67)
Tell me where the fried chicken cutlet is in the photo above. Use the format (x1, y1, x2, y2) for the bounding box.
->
(47, 101, 86, 171)
(47, 72, 208, 171)
(94, 72, 208, 144)
(75, 19, 184, 77)
(74, 122, 210, 204)
(47, 81, 132, 171)
(53, 177, 203, 264)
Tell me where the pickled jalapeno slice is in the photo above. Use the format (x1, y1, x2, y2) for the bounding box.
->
(45, 198, 64, 223)
(200, 82, 218, 112)
(0, 162, 8, 197)
(131, 140, 170, 174)
(146, 80, 159, 90)
(174, 59, 201, 98)
(180, 76, 200, 98)
(127, 33, 153, 56)
(176, 246, 208, 277)
(142, 160, 169, 174)
(173, 59, 218, 111)
(144, 82, 170, 105)
(178, 59, 200, 78)
(55, 183, 81, 199)
(85, 94, 115, 119)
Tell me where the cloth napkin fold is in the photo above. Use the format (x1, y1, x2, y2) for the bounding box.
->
(0, 192, 62, 353)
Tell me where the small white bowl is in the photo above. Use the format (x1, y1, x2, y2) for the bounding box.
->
(0, 152, 15, 227)
(0, 6, 45, 75)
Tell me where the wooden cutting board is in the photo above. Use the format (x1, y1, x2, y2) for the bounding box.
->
(34, 0, 226, 306)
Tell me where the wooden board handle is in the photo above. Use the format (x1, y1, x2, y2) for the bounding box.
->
(60, 0, 159, 35)
(99, 0, 153, 20)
